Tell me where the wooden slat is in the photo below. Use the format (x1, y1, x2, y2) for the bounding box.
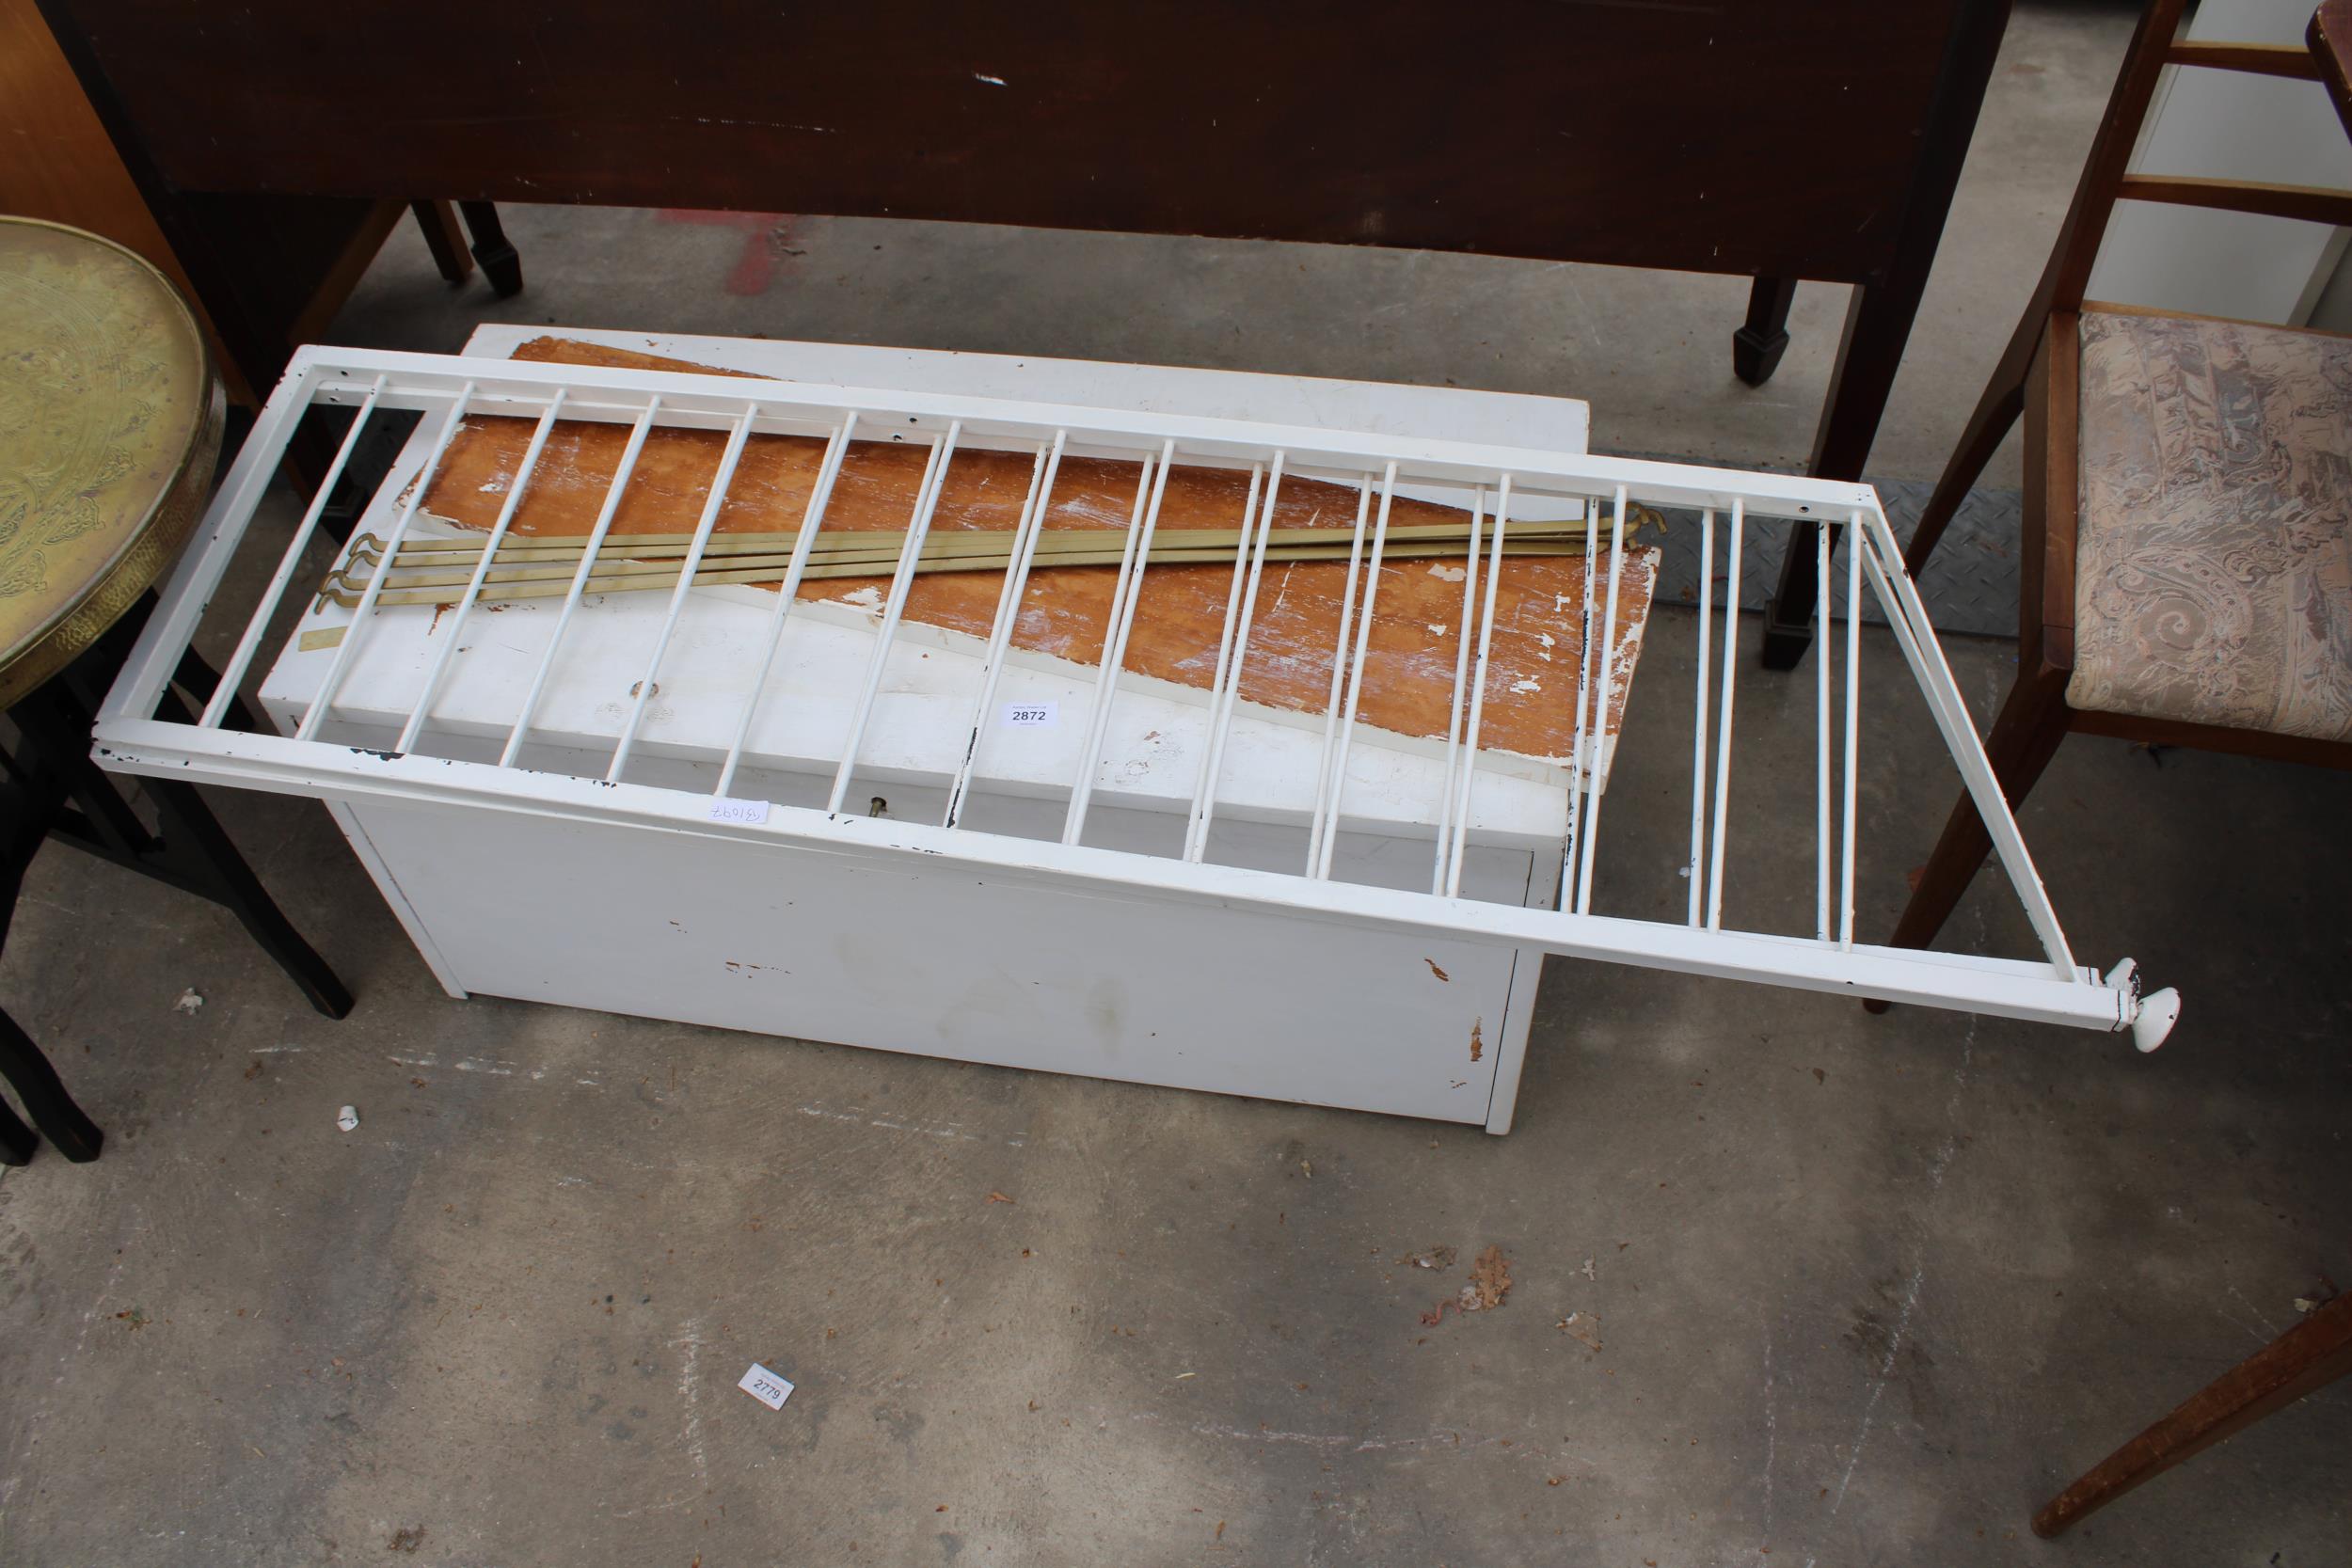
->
(412, 338, 1659, 767)
(2023, 316, 2076, 675)
(2166, 40, 2320, 79)
(2115, 173, 2352, 227)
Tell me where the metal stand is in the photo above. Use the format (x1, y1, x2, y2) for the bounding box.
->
(0, 604, 352, 1165)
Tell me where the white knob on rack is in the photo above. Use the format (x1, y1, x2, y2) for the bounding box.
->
(2105, 958, 2180, 1053)
(2130, 987, 2182, 1053)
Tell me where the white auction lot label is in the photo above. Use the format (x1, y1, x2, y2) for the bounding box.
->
(739, 1363, 794, 1409)
(1003, 701, 1058, 728)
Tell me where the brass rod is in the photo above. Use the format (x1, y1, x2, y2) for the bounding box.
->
(313, 539, 1596, 609)
(345, 531, 1574, 592)
(348, 519, 1595, 570)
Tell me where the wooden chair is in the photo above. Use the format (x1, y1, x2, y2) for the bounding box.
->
(1876, 0, 2352, 967)
(1874, 0, 2352, 1535)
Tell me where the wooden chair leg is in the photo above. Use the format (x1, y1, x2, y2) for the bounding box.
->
(409, 199, 474, 285)
(1903, 377, 2026, 582)
(1865, 662, 2072, 1010)
(1732, 276, 1798, 387)
(2033, 1291, 2352, 1537)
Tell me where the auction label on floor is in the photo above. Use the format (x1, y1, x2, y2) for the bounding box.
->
(739, 1362, 794, 1409)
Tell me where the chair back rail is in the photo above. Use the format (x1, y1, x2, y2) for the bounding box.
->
(1910, 0, 2352, 577)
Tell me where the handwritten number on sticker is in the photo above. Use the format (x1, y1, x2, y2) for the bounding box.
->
(708, 797, 771, 826)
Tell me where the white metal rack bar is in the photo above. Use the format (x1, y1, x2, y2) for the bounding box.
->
(609, 404, 757, 782)
(499, 399, 660, 768)
(1179, 461, 1265, 858)
(294, 377, 477, 741)
(717, 416, 858, 800)
(1851, 521, 2077, 980)
(1706, 499, 1744, 933)
(1685, 506, 1716, 927)
(1429, 486, 1486, 895)
(398, 389, 568, 755)
(1571, 486, 1629, 915)
(201, 373, 389, 731)
(1185, 455, 1284, 863)
(1561, 487, 1598, 911)
(92, 346, 2173, 1052)
(1305, 482, 1375, 876)
(943, 433, 1061, 828)
(1063, 438, 1173, 846)
(1443, 476, 1513, 899)
(1815, 515, 1833, 942)
(1839, 511, 1864, 950)
(1311, 462, 1399, 880)
(827, 423, 959, 815)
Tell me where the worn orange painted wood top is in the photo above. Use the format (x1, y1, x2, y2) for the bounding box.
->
(412, 337, 1657, 763)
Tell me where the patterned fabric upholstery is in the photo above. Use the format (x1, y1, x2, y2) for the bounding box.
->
(2070, 309, 2352, 742)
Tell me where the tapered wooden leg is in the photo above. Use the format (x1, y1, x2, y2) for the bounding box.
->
(409, 199, 474, 284)
(1766, 280, 1921, 670)
(1761, 0, 2009, 662)
(1732, 276, 1799, 387)
(457, 201, 523, 296)
(1865, 662, 2072, 1011)
(2033, 1292, 2352, 1537)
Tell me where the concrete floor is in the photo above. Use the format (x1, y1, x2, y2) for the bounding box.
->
(6, 3, 2351, 1562)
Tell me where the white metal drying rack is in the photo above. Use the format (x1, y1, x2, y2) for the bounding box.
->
(93, 347, 2178, 1087)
